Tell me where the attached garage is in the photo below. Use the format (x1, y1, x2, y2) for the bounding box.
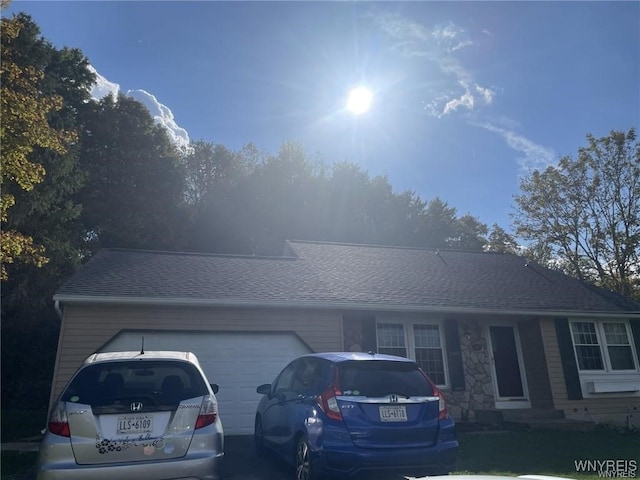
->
(100, 331, 313, 434)
(50, 242, 640, 429)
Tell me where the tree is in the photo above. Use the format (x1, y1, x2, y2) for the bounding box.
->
(1, 13, 95, 410)
(420, 197, 459, 249)
(182, 140, 253, 208)
(452, 214, 489, 251)
(184, 141, 263, 253)
(233, 142, 322, 254)
(485, 224, 520, 254)
(2, 14, 94, 306)
(77, 94, 187, 253)
(0, 14, 78, 280)
(514, 129, 640, 299)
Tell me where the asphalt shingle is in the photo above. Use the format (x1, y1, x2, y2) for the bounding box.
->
(54, 241, 640, 314)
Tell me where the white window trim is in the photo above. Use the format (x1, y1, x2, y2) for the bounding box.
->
(569, 319, 640, 398)
(570, 320, 639, 374)
(375, 319, 449, 389)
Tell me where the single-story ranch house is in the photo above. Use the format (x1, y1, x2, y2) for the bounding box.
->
(51, 240, 640, 434)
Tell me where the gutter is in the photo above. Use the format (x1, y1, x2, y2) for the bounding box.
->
(52, 294, 640, 320)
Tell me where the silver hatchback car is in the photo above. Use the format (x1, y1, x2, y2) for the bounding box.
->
(36, 350, 224, 480)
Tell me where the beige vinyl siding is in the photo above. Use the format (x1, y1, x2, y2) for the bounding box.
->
(540, 318, 640, 425)
(50, 303, 342, 407)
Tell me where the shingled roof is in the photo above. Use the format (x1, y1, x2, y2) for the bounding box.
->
(54, 240, 640, 317)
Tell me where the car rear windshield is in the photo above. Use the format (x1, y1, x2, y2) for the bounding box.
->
(61, 360, 209, 412)
(336, 360, 434, 398)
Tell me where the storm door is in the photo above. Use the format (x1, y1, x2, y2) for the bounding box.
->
(488, 324, 530, 408)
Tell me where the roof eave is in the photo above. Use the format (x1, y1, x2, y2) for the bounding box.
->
(53, 294, 640, 319)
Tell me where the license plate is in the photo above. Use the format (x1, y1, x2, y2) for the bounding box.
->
(117, 415, 153, 434)
(379, 405, 408, 422)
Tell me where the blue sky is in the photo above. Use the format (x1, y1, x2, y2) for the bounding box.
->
(5, 1, 639, 233)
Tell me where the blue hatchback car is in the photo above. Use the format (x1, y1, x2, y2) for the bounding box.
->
(254, 352, 458, 480)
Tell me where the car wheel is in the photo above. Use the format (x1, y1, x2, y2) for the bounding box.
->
(295, 435, 319, 480)
(254, 416, 264, 457)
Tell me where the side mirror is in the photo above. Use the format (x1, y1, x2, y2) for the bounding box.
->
(256, 383, 271, 395)
(210, 383, 219, 394)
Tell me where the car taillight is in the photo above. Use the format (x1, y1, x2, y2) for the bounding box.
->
(433, 386, 448, 420)
(48, 402, 70, 437)
(317, 387, 343, 421)
(421, 370, 449, 420)
(195, 394, 218, 429)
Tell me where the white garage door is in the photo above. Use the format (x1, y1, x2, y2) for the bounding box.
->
(101, 331, 312, 435)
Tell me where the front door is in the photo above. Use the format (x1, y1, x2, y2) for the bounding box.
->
(488, 325, 530, 408)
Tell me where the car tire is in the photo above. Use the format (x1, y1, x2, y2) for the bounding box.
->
(295, 435, 319, 480)
(254, 416, 264, 457)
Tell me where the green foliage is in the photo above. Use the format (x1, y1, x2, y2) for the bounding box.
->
(185, 143, 497, 255)
(0, 14, 79, 280)
(1, 13, 94, 307)
(76, 94, 188, 254)
(0, 13, 93, 411)
(514, 128, 640, 299)
(486, 224, 520, 254)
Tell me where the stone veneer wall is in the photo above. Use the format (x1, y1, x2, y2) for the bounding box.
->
(446, 319, 495, 421)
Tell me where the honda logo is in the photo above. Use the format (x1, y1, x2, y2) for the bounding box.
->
(130, 402, 143, 412)
(389, 394, 398, 404)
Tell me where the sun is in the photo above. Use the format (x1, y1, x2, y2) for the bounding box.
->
(346, 87, 373, 115)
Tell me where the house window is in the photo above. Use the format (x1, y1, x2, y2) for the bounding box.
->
(377, 323, 407, 357)
(570, 320, 637, 372)
(603, 323, 636, 370)
(376, 321, 446, 386)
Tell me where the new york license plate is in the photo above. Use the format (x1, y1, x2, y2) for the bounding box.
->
(379, 405, 408, 422)
(117, 415, 153, 434)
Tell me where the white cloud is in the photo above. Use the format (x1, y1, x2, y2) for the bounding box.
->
(369, 12, 494, 118)
(473, 121, 557, 172)
(126, 89, 190, 150)
(370, 11, 430, 45)
(432, 22, 473, 53)
(443, 90, 475, 115)
(475, 84, 495, 105)
(88, 66, 190, 150)
(88, 65, 120, 99)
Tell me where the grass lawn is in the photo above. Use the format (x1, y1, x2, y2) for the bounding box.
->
(455, 429, 640, 480)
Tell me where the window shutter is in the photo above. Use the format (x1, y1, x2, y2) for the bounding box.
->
(361, 317, 377, 353)
(554, 318, 583, 400)
(629, 319, 640, 366)
(444, 319, 465, 391)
